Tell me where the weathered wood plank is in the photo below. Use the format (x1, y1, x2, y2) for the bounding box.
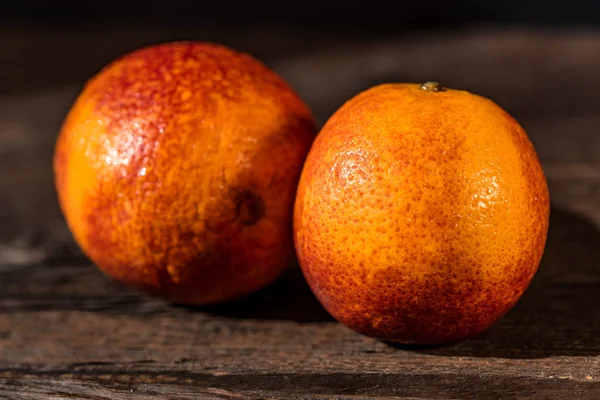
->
(0, 370, 598, 400)
(1, 204, 599, 398)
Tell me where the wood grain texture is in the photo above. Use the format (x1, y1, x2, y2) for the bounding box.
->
(1, 28, 600, 399)
(1, 203, 599, 398)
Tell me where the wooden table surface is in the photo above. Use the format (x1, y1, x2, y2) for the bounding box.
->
(1, 28, 599, 399)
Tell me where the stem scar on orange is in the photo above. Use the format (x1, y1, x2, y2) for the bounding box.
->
(294, 81, 550, 344)
(54, 42, 317, 305)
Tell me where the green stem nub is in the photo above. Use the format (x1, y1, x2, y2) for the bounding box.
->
(420, 82, 447, 92)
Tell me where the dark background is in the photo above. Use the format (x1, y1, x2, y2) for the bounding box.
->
(3, 0, 600, 97)
(3, 0, 600, 27)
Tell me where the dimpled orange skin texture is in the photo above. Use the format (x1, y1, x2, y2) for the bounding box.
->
(54, 42, 317, 305)
(294, 83, 550, 344)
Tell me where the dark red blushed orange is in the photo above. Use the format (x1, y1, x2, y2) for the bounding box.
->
(54, 42, 317, 305)
(294, 82, 550, 345)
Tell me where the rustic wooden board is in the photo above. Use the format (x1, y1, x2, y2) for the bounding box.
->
(1, 28, 600, 399)
(1, 201, 600, 399)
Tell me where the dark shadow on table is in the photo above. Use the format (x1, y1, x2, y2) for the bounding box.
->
(0, 221, 332, 321)
(189, 265, 334, 323)
(0, 251, 333, 322)
(208, 205, 600, 353)
(391, 206, 600, 359)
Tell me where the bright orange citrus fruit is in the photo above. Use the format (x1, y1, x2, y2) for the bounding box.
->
(54, 42, 317, 305)
(294, 82, 550, 344)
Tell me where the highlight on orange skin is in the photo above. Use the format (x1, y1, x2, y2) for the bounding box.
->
(294, 82, 550, 345)
(54, 41, 317, 305)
